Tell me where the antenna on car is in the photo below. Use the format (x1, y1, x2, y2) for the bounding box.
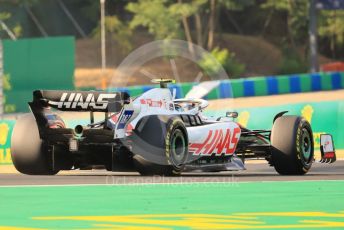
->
(151, 78, 176, 88)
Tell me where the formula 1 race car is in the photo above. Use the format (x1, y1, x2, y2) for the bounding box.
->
(11, 79, 336, 176)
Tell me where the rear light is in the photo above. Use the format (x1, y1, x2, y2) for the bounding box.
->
(69, 138, 78, 152)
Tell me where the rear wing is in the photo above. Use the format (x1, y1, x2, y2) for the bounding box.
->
(29, 90, 130, 134)
(30, 90, 129, 112)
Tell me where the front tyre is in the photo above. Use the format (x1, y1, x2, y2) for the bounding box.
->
(134, 116, 188, 176)
(165, 117, 188, 173)
(11, 114, 59, 175)
(271, 116, 314, 175)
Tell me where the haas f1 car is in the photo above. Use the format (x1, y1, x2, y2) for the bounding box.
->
(11, 79, 336, 176)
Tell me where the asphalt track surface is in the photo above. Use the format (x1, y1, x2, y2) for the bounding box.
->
(1, 160, 343, 186)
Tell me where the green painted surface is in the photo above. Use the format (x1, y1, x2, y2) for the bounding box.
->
(76, 86, 97, 91)
(321, 73, 333, 91)
(337, 101, 344, 148)
(299, 74, 312, 92)
(0, 181, 343, 229)
(253, 77, 268, 96)
(3, 37, 75, 113)
(231, 79, 244, 98)
(277, 75, 291, 94)
(128, 86, 144, 97)
(206, 87, 219, 100)
(180, 83, 194, 98)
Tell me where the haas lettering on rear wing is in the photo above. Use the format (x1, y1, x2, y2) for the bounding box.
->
(30, 90, 130, 112)
(29, 90, 130, 132)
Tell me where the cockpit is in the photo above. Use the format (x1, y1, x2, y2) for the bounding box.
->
(173, 98, 209, 113)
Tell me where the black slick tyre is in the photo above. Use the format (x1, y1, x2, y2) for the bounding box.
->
(11, 114, 59, 175)
(134, 116, 188, 176)
(271, 115, 314, 175)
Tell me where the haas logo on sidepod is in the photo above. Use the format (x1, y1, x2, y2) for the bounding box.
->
(49, 93, 117, 110)
(189, 127, 241, 156)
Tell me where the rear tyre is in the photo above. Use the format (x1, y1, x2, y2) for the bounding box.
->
(11, 114, 59, 175)
(271, 116, 314, 175)
(134, 117, 188, 176)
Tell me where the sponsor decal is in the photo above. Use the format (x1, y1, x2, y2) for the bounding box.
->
(324, 152, 335, 158)
(49, 93, 117, 110)
(140, 99, 164, 108)
(296, 121, 303, 160)
(117, 110, 134, 129)
(110, 113, 134, 133)
(189, 127, 241, 156)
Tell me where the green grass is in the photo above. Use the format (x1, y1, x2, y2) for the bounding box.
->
(0, 180, 344, 229)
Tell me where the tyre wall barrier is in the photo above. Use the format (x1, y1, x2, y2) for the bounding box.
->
(105, 72, 344, 99)
(0, 100, 343, 165)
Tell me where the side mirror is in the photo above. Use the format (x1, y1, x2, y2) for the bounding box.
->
(226, 111, 238, 118)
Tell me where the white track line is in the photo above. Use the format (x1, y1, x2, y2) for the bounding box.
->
(0, 179, 343, 188)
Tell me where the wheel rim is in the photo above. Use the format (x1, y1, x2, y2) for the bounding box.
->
(171, 129, 186, 166)
(301, 128, 312, 162)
